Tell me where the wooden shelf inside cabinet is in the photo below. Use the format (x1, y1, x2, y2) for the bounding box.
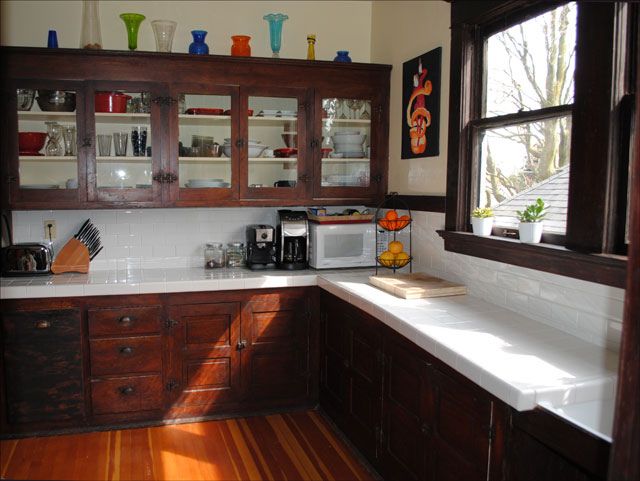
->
(94, 113, 150, 124)
(18, 111, 77, 121)
(178, 156, 232, 163)
(249, 157, 297, 163)
(323, 118, 371, 125)
(96, 156, 152, 163)
(322, 158, 370, 163)
(19, 155, 77, 162)
(249, 116, 298, 125)
(178, 114, 231, 125)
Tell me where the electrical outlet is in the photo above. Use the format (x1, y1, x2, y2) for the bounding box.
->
(44, 220, 57, 240)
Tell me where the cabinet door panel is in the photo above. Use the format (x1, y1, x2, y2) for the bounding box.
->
(169, 302, 241, 407)
(242, 292, 311, 401)
(383, 401, 425, 481)
(2, 309, 84, 424)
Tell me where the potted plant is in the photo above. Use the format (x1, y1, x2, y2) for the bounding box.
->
(516, 198, 547, 243)
(471, 207, 494, 236)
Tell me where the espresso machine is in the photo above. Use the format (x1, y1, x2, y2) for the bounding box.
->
(276, 210, 309, 270)
(245, 225, 276, 270)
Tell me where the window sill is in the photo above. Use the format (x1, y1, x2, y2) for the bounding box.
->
(436, 230, 626, 288)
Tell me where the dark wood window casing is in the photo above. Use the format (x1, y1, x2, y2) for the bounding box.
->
(441, 1, 637, 288)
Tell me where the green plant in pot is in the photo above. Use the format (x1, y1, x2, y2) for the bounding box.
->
(516, 198, 547, 243)
(471, 207, 494, 236)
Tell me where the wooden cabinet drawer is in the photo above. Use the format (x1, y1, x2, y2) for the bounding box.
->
(91, 375, 162, 415)
(88, 306, 162, 337)
(2, 308, 81, 344)
(90, 336, 161, 376)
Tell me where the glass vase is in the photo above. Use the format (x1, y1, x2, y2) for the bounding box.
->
(230, 35, 251, 57)
(334, 50, 352, 63)
(189, 30, 209, 55)
(151, 20, 177, 53)
(263, 13, 288, 58)
(80, 0, 102, 49)
(119, 13, 145, 51)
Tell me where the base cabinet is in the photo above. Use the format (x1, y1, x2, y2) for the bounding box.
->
(0, 287, 317, 436)
(320, 291, 500, 481)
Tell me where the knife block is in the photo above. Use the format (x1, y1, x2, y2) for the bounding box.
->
(51, 238, 90, 274)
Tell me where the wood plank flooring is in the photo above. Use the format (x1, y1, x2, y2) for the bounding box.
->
(0, 410, 376, 481)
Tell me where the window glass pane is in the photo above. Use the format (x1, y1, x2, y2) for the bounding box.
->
(484, 3, 576, 117)
(478, 116, 571, 234)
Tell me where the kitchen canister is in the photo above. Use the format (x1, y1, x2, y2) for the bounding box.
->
(226, 242, 245, 267)
(204, 242, 226, 269)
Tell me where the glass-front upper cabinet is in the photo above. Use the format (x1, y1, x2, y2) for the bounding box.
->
(11, 81, 84, 205)
(87, 82, 164, 204)
(315, 94, 376, 198)
(170, 85, 238, 203)
(242, 87, 310, 199)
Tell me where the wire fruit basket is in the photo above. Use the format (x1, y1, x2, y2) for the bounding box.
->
(374, 192, 412, 274)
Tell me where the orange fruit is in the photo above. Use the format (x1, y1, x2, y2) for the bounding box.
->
(395, 252, 410, 262)
(385, 210, 398, 221)
(399, 214, 410, 221)
(388, 240, 403, 254)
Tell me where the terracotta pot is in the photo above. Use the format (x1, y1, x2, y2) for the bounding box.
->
(95, 91, 132, 113)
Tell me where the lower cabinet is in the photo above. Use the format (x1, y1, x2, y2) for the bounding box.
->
(0, 287, 317, 436)
(320, 291, 501, 481)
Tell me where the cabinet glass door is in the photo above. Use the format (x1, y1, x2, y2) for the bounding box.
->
(172, 88, 236, 203)
(243, 89, 309, 199)
(90, 84, 162, 203)
(320, 97, 372, 189)
(14, 83, 82, 203)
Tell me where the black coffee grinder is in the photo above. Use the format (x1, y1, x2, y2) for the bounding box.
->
(276, 210, 309, 270)
(245, 225, 276, 270)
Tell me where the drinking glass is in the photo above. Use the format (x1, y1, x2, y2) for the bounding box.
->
(151, 20, 177, 52)
(45, 121, 63, 156)
(131, 126, 147, 156)
(62, 126, 77, 156)
(97, 134, 112, 156)
(113, 132, 128, 156)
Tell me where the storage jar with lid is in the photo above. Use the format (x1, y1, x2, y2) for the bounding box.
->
(226, 242, 245, 267)
(204, 242, 226, 269)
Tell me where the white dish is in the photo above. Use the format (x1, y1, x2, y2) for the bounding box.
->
(337, 152, 365, 158)
(332, 130, 360, 136)
(186, 181, 230, 188)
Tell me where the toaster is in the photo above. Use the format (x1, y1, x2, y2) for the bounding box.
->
(1, 243, 53, 276)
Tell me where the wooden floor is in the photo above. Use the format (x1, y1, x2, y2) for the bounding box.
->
(0, 410, 375, 481)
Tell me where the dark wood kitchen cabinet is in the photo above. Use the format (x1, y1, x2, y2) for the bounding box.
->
(1, 47, 390, 210)
(0, 305, 85, 431)
(319, 291, 504, 481)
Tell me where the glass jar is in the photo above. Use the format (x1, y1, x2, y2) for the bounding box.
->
(204, 242, 226, 269)
(226, 242, 245, 267)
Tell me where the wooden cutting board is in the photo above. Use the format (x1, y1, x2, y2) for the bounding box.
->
(369, 272, 467, 299)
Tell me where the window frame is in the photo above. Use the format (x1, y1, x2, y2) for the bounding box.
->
(440, 0, 636, 288)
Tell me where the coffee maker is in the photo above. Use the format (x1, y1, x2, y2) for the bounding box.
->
(276, 210, 309, 270)
(246, 225, 276, 270)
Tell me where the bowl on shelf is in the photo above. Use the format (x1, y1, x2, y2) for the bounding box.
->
(18, 132, 47, 154)
(281, 133, 297, 148)
(17, 89, 35, 111)
(248, 144, 267, 157)
(321, 148, 333, 158)
(94, 91, 131, 113)
(36, 90, 76, 112)
(274, 147, 297, 158)
(185, 108, 224, 115)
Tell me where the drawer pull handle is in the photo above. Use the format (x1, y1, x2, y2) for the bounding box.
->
(420, 423, 432, 436)
(119, 346, 134, 355)
(119, 386, 135, 395)
(119, 316, 133, 325)
(35, 320, 51, 329)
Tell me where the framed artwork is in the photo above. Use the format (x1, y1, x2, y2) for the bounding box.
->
(401, 46, 441, 159)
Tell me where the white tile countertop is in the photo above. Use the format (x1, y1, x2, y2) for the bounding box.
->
(1, 267, 617, 440)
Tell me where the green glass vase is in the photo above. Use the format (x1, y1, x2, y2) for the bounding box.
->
(120, 13, 145, 51)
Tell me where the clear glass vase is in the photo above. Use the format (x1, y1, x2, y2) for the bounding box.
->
(151, 20, 177, 53)
(80, 0, 102, 49)
(263, 13, 288, 58)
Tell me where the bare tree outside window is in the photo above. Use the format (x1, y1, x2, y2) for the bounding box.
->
(478, 3, 576, 233)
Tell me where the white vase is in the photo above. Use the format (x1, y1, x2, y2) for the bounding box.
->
(519, 222, 543, 243)
(471, 217, 493, 236)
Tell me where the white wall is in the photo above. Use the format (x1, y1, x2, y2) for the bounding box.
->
(371, 0, 450, 195)
(0, 1, 372, 62)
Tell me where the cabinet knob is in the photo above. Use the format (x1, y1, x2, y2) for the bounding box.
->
(152, 171, 165, 183)
(237, 340, 247, 350)
(35, 320, 51, 329)
(235, 138, 245, 148)
(82, 137, 92, 148)
(310, 139, 319, 148)
(118, 316, 133, 325)
(119, 386, 135, 395)
(119, 346, 134, 355)
(420, 423, 432, 436)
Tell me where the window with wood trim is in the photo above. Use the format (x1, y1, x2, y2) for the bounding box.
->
(441, 0, 637, 287)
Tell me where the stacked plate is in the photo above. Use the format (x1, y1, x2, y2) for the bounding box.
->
(222, 139, 267, 158)
(256, 109, 297, 118)
(331, 131, 367, 158)
(186, 178, 230, 188)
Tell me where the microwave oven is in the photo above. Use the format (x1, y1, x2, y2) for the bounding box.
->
(308, 222, 376, 269)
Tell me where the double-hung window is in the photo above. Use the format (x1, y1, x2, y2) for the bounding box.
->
(441, 1, 637, 288)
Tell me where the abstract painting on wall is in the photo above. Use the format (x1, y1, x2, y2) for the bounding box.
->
(401, 46, 441, 159)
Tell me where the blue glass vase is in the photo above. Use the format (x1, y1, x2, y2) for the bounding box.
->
(263, 13, 288, 58)
(334, 51, 352, 63)
(189, 30, 209, 55)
